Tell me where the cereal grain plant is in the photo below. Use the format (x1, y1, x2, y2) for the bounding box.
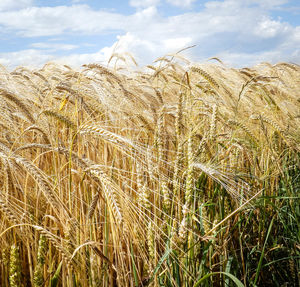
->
(0, 57, 299, 286)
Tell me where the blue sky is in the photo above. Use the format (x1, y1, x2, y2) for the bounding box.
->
(0, 0, 299, 68)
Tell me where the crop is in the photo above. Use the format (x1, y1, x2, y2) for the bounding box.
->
(0, 55, 299, 286)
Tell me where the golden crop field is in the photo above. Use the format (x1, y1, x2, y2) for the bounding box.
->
(0, 55, 299, 286)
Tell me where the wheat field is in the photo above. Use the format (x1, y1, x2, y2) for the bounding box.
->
(0, 55, 299, 286)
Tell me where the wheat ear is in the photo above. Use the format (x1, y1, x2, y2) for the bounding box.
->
(0, 88, 35, 123)
(190, 66, 219, 89)
(9, 245, 21, 287)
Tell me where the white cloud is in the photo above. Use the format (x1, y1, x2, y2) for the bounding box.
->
(121, 1, 299, 65)
(254, 17, 290, 38)
(56, 48, 112, 67)
(0, 0, 33, 11)
(111, 32, 157, 63)
(0, 0, 299, 68)
(0, 49, 54, 68)
(219, 48, 300, 67)
(129, 0, 160, 8)
(0, 46, 113, 69)
(240, 0, 289, 9)
(163, 37, 192, 50)
(0, 5, 127, 37)
(166, 0, 197, 8)
(30, 42, 78, 51)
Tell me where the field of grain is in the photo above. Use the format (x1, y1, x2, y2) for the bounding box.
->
(0, 55, 299, 286)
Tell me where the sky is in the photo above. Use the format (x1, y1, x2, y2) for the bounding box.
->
(0, 0, 299, 68)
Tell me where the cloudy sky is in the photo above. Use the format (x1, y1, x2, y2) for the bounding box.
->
(0, 0, 299, 68)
